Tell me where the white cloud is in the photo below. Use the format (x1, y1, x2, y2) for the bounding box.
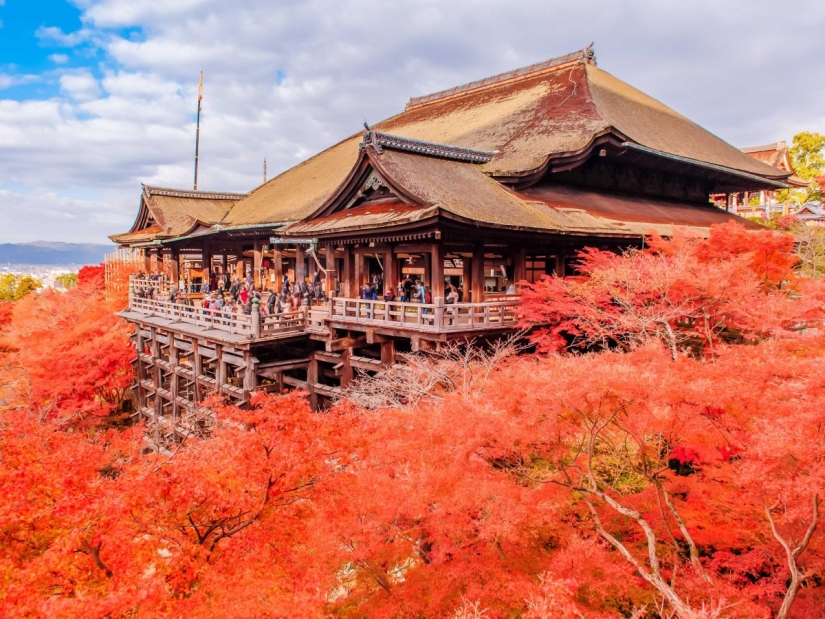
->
(1, 0, 824, 244)
(49, 54, 70, 64)
(35, 26, 92, 47)
(59, 70, 101, 101)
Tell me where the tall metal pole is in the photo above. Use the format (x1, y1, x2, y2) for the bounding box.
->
(194, 71, 203, 190)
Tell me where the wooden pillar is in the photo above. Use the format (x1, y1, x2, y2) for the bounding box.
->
(354, 250, 364, 295)
(555, 250, 566, 278)
(384, 246, 397, 295)
(253, 240, 263, 289)
(150, 328, 161, 446)
(203, 242, 212, 279)
(192, 339, 202, 403)
(273, 249, 283, 291)
(135, 326, 146, 414)
(431, 242, 444, 299)
(323, 247, 337, 297)
(461, 254, 472, 302)
(341, 347, 354, 387)
(169, 248, 180, 285)
(380, 341, 395, 367)
(235, 246, 244, 280)
(215, 344, 226, 392)
(472, 244, 485, 302)
(307, 357, 319, 410)
(169, 335, 179, 428)
(295, 246, 306, 286)
(221, 253, 228, 275)
(143, 248, 151, 272)
(243, 350, 257, 399)
(513, 247, 526, 288)
(343, 246, 354, 297)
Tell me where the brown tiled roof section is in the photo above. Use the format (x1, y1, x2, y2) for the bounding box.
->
(109, 225, 164, 244)
(739, 143, 811, 188)
(405, 45, 596, 109)
(144, 186, 244, 237)
(222, 48, 789, 228)
(284, 203, 438, 236)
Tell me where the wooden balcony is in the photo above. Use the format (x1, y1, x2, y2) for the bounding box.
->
(326, 296, 521, 334)
(122, 293, 522, 343)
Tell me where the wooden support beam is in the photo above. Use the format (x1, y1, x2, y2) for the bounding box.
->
(326, 335, 367, 352)
(340, 348, 354, 387)
(380, 340, 395, 366)
(555, 250, 566, 278)
(253, 240, 263, 289)
(192, 338, 202, 403)
(295, 246, 306, 286)
(354, 251, 364, 294)
(431, 242, 444, 299)
(307, 357, 319, 410)
(243, 350, 257, 398)
(472, 244, 485, 303)
(514, 247, 526, 288)
(342, 245, 354, 297)
(365, 328, 392, 344)
(169, 248, 180, 286)
(272, 249, 283, 292)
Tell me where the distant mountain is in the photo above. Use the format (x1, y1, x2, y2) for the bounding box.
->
(0, 241, 112, 266)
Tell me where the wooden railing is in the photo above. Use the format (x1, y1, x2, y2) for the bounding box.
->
(128, 294, 521, 338)
(327, 296, 520, 332)
(132, 277, 174, 297)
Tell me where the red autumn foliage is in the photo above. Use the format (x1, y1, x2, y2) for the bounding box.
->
(518, 222, 825, 356)
(0, 226, 823, 617)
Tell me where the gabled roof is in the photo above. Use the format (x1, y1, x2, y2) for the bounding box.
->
(282, 134, 759, 240)
(740, 141, 810, 188)
(221, 45, 789, 230)
(110, 185, 247, 245)
(795, 203, 825, 219)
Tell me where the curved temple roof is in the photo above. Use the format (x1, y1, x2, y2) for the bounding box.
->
(221, 46, 790, 229)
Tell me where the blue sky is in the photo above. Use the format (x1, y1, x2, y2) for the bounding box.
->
(0, 0, 823, 244)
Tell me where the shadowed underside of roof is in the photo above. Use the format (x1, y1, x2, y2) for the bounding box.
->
(221, 47, 789, 230)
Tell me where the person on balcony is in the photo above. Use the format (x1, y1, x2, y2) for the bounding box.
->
(446, 285, 459, 304)
(384, 287, 396, 302)
(361, 284, 377, 300)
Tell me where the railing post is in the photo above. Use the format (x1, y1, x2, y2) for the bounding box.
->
(251, 298, 261, 338)
(434, 297, 445, 330)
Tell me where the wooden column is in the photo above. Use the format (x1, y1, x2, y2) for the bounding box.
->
(192, 339, 202, 404)
(354, 250, 364, 295)
(431, 242, 444, 299)
(273, 249, 283, 291)
(215, 344, 227, 393)
(340, 348, 354, 387)
(203, 242, 212, 278)
(307, 357, 319, 410)
(323, 247, 337, 297)
(169, 248, 180, 285)
(135, 326, 146, 413)
(514, 247, 526, 291)
(143, 248, 151, 272)
(295, 246, 306, 285)
(150, 328, 161, 446)
(253, 240, 263, 289)
(461, 254, 472, 302)
(235, 246, 244, 279)
(380, 341, 396, 366)
(555, 250, 566, 278)
(472, 244, 485, 303)
(169, 336, 179, 427)
(342, 246, 353, 297)
(243, 350, 257, 399)
(384, 246, 397, 295)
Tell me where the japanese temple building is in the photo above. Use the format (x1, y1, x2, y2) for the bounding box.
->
(110, 46, 794, 449)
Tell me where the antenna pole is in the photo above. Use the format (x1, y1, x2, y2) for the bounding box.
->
(263, 157, 267, 184)
(194, 71, 203, 190)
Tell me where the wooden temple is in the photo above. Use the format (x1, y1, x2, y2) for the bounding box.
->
(109, 45, 794, 449)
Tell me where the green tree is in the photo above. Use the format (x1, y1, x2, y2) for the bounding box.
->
(55, 273, 78, 289)
(0, 274, 42, 301)
(778, 132, 825, 204)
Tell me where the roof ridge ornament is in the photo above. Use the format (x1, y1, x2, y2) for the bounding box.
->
(406, 44, 597, 110)
(360, 127, 498, 164)
(143, 185, 249, 200)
